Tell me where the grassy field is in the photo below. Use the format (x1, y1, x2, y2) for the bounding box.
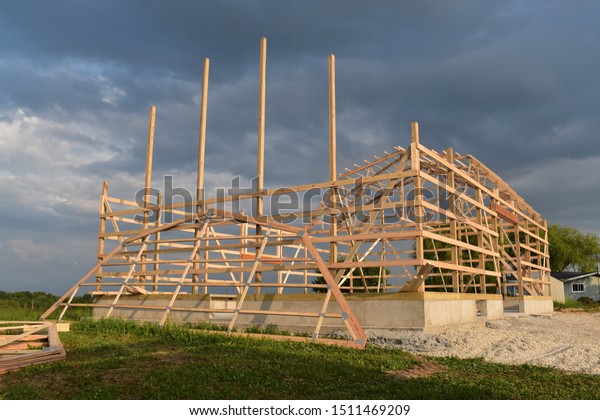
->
(1, 318, 599, 400)
(0, 290, 92, 321)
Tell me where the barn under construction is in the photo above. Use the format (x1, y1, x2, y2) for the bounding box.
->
(41, 39, 552, 349)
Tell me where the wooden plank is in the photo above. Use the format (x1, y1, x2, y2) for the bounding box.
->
(97, 169, 420, 219)
(0, 323, 65, 375)
(144, 105, 156, 211)
(302, 233, 367, 348)
(196, 57, 210, 208)
(491, 202, 519, 224)
(400, 264, 434, 292)
(200, 329, 364, 349)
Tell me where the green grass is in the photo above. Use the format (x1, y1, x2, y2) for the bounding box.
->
(0, 305, 91, 321)
(1, 318, 599, 400)
(554, 297, 600, 311)
(0, 306, 44, 321)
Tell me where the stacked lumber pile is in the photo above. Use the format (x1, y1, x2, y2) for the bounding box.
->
(0, 322, 66, 374)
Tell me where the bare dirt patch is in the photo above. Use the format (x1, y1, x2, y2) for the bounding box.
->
(385, 357, 447, 379)
(368, 312, 600, 375)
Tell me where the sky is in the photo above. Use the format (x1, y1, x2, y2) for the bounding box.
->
(0, 0, 599, 294)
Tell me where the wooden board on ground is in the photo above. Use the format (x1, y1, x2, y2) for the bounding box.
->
(0, 322, 66, 375)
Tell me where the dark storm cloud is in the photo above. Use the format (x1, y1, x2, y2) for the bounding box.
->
(1, 0, 599, 292)
(0, 1, 511, 71)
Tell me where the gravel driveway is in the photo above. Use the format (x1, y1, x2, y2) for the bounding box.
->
(366, 312, 600, 375)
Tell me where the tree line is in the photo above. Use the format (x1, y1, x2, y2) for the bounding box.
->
(0, 290, 92, 310)
(548, 224, 600, 272)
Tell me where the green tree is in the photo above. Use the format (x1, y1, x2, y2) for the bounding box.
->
(548, 224, 600, 272)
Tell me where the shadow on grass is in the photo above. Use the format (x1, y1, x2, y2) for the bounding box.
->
(2, 319, 599, 400)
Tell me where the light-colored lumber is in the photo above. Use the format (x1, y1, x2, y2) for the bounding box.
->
(0, 322, 66, 375)
(43, 44, 551, 351)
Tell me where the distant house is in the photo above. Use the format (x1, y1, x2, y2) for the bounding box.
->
(551, 272, 600, 302)
(504, 274, 566, 303)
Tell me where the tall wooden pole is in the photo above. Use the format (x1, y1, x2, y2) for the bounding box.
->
(329, 55, 337, 183)
(194, 58, 210, 294)
(144, 106, 157, 215)
(255, 37, 267, 292)
(328, 54, 338, 271)
(257, 38, 266, 217)
(142, 106, 156, 287)
(96, 180, 109, 291)
(196, 58, 210, 212)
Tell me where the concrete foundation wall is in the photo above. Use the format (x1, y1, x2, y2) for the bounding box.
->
(476, 299, 504, 319)
(92, 292, 508, 332)
(503, 296, 554, 314)
(93, 295, 213, 324)
(519, 297, 554, 314)
(424, 299, 476, 327)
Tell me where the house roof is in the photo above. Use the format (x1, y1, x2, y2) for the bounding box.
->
(551, 271, 598, 282)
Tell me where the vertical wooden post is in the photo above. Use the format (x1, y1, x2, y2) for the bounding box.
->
(194, 58, 210, 294)
(515, 218, 524, 298)
(196, 57, 210, 212)
(144, 106, 156, 217)
(524, 224, 532, 289)
(328, 54, 337, 182)
(257, 37, 267, 216)
(542, 219, 549, 294)
(445, 148, 460, 293)
(240, 210, 247, 286)
(255, 37, 267, 293)
(543, 219, 551, 295)
(328, 54, 338, 271)
(411, 122, 425, 292)
(142, 106, 156, 286)
(380, 210, 387, 292)
(152, 192, 162, 292)
(303, 246, 308, 294)
(276, 228, 283, 291)
(491, 187, 501, 294)
(96, 180, 109, 291)
(476, 189, 486, 293)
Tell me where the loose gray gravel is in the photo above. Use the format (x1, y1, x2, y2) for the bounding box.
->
(366, 312, 600, 375)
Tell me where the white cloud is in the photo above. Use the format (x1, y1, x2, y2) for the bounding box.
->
(98, 76, 127, 106)
(9, 239, 52, 262)
(0, 109, 123, 214)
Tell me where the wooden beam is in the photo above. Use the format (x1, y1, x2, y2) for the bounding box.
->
(96, 181, 109, 290)
(256, 37, 266, 217)
(196, 57, 210, 210)
(144, 105, 156, 211)
(255, 37, 267, 292)
(329, 54, 337, 182)
(491, 201, 519, 224)
(400, 263, 433, 292)
(302, 233, 367, 348)
(193, 58, 210, 293)
(329, 53, 338, 269)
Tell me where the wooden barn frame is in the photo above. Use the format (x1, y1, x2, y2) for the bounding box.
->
(42, 39, 551, 349)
